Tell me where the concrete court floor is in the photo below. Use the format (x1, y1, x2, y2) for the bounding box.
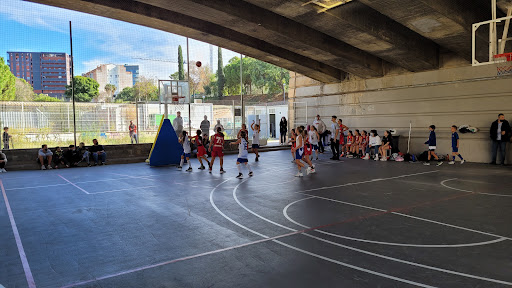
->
(1, 150, 511, 288)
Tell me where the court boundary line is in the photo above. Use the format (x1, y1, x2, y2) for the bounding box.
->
(57, 175, 90, 194)
(0, 179, 37, 288)
(441, 178, 512, 197)
(232, 179, 512, 285)
(284, 196, 509, 247)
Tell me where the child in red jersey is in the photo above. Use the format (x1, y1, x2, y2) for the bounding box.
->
(345, 130, 354, 158)
(359, 130, 369, 158)
(209, 127, 225, 173)
(337, 119, 349, 158)
(193, 130, 210, 170)
(289, 128, 296, 163)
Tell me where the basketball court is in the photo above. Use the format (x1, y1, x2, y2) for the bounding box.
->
(1, 150, 511, 288)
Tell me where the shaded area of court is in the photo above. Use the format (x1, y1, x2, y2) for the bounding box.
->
(1, 150, 511, 288)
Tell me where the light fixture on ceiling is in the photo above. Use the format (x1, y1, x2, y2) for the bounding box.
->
(302, 0, 353, 13)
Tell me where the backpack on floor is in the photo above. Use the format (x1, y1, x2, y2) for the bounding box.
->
(418, 151, 429, 161)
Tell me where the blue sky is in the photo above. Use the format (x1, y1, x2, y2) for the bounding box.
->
(0, 0, 240, 79)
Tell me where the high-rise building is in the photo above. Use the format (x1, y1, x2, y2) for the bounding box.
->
(123, 65, 139, 86)
(7, 51, 72, 99)
(83, 64, 133, 96)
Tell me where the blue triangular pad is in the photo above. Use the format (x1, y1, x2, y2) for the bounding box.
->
(149, 118, 183, 166)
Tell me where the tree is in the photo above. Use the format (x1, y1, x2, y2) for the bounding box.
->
(188, 61, 212, 96)
(65, 76, 99, 102)
(178, 45, 185, 80)
(34, 94, 63, 102)
(169, 71, 180, 80)
(14, 78, 35, 101)
(104, 83, 117, 101)
(0, 57, 15, 101)
(116, 87, 135, 102)
(217, 47, 225, 97)
(134, 76, 158, 102)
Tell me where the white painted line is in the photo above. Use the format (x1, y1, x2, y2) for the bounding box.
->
(441, 178, 512, 197)
(296, 170, 440, 193)
(57, 175, 90, 195)
(0, 180, 36, 288)
(297, 192, 512, 241)
(283, 196, 508, 248)
(233, 180, 512, 285)
(89, 185, 159, 195)
(216, 177, 437, 287)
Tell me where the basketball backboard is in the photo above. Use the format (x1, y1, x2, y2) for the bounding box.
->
(472, 0, 512, 67)
(158, 80, 189, 105)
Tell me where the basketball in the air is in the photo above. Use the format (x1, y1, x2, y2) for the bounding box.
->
(196, 61, 202, 67)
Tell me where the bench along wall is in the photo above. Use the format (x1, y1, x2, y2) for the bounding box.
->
(287, 63, 512, 164)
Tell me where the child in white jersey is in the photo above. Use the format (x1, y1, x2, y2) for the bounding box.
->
(251, 120, 261, 162)
(292, 126, 316, 177)
(178, 131, 193, 171)
(308, 125, 320, 161)
(230, 130, 254, 179)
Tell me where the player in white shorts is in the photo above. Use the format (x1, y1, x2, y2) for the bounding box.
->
(230, 130, 253, 179)
(292, 126, 315, 177)
(251, 120, 261, 162)
(178, 131, 192, 172)
(308, 125, 320, 161)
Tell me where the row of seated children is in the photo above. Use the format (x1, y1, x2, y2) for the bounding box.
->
(341, 129, 393, 161)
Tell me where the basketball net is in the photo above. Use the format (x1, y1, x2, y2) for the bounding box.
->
(493, 53, 512, 76)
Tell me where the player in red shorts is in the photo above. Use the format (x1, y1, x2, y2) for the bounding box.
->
(289, 128, 296, 163)
(337, 119, 349, 158)
(209, 127, 225, 174)
(193, 130, 210, 170)
(346, 130, 354, 158)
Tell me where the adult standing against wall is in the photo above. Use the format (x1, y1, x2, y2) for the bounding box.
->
(129, 120, 138, 144)
(200, 115, 211, 138)
(279, 117, 287, 145)
(312, 115, 327, 153)
(173, 111, 184, 139)
(490, 113, 511, 165)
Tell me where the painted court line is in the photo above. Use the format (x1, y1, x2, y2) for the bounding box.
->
(296, 170, 440, 193)
(233, 178, 512, 285)
(284, 196, 508, 248)
(57, 175, 90, 194)
(88, 185, 159, 195)
(0, 180, 36, 288)
(441, 178, 512, 197)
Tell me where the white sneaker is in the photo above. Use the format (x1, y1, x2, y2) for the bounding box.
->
(41, 165, 46, 170)
(306, 167, 312, 175)
(449, 161, 455, 165)
(0, 168, 6, 173)
(362, 154, 370, 160)
(423, 162, 431, 166)
(295, 172, 303, 177)
(310, 168, 316, 174)
(380, 157, 387, 161)
(374, 156, 379, 161)
(436, 162, 443, 166)
(47, 166, 53, 170)
(460, 159, 465, 164)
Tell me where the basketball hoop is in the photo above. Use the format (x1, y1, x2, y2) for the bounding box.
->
(493, 52, 512, 76)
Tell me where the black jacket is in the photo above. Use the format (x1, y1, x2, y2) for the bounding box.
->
(490, 119, 511, 141)
(279, 120, 287, 133)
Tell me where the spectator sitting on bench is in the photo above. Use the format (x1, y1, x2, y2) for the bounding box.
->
(38, 144, 53, 170)
(90, 139, 107, 166)
(0, 149, 7, 173)
(53, 146, 69, 169)
(76, 142, 91, 166)
(64, 145, 78, 167)
(379, 130, 392, 161)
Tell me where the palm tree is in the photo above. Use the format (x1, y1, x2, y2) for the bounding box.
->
(105, 84, 117, 102)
